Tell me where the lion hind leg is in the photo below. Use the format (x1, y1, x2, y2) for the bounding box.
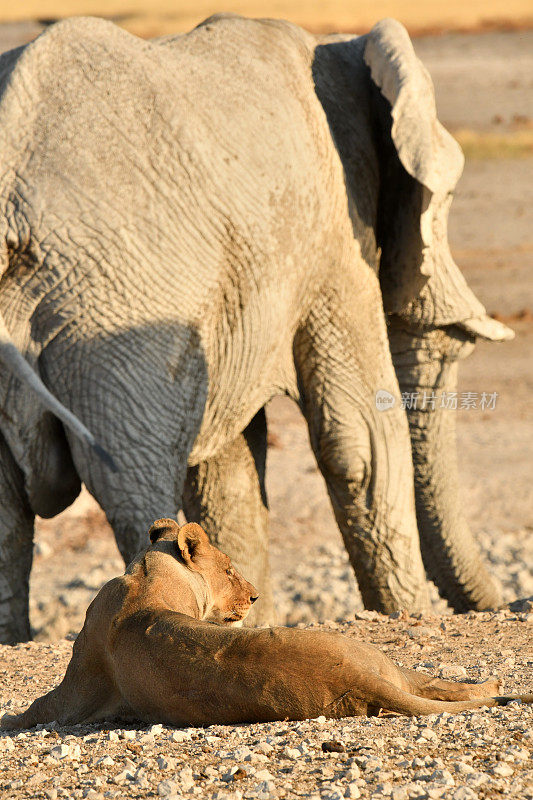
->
(340, 664, 533, 717)
(399, 667, 502, 701)
(374, 682, 533, 716)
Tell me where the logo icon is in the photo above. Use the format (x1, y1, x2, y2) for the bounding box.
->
(375, 389, 396, 411)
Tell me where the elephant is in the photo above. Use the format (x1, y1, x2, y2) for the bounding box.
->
(0, 13, 512, 644)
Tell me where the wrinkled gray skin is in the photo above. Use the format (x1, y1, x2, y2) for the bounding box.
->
(0, 14, 513, 643)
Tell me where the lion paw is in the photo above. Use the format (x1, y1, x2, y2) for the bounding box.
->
(481, 677, 503, 696)
(0, 711, 25, 731)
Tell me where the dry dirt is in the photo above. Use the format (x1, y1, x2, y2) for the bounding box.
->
(0, 18, 531, 800)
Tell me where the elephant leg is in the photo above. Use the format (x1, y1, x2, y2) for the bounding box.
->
(0, 432, 35, 644)
(294, 271, 429, 614)
(67, 423, 195, 566)
(39, 319, 209, 566)
(389, 319, 501, 611)
(183, 409, 274, 626)
(79, 457, 186, 566)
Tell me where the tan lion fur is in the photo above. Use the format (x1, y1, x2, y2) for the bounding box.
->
(2, 519, 531, 730)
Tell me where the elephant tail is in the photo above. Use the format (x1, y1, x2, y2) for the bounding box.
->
(0, 314, 117, 471)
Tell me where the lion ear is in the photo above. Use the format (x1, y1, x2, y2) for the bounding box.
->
(148, 517, 180, 543)
(177, 522, 210, 566)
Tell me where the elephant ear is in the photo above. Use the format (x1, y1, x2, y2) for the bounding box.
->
(364, 19, 513, 342)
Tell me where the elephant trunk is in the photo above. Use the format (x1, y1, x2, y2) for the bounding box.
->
(389, 318, 501, 612)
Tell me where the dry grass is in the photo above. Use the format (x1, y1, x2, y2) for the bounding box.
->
(0, 0, 532, 36)
(454, 129, 533, 159)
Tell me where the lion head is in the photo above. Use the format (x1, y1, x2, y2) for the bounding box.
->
(147, 518, 258, 625)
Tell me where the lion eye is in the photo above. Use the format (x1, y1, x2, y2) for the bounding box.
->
(226, 568, 233, 576)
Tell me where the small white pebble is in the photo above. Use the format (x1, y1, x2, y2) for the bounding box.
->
(96, 755, 115, 766)
(50, 744, 70, 760)
(157, 779, 179, 797)
(283, 746, 302, 759)
(452, 788, 479, 800)
(491, 763, 514, 777)
(254, 769, 275, 782)
(169, 729, 192, 742)
(344, 785, 361, 799)
(148, 724, 163, 736)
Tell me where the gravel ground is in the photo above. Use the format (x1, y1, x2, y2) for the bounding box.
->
(1, 608, 532, 800)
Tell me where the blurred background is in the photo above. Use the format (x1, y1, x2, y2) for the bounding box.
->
(0, 0, 531, 36)
(0, 1, 531, 637)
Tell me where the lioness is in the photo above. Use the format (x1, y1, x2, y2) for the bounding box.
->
(2, 519, 532, 730)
